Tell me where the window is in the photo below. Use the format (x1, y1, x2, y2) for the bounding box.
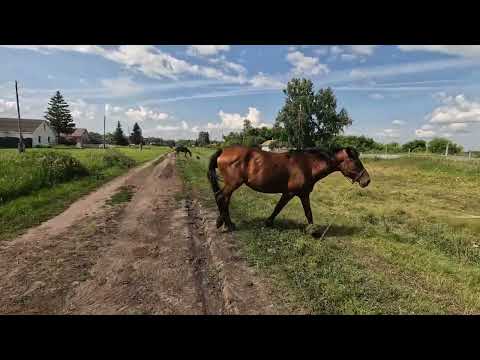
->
(48, 136, 50, 143)
(38, 136, 41, 144)
(43, 123, 46, 131)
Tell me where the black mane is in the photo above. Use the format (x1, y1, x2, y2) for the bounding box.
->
(288, 146, 359, 160)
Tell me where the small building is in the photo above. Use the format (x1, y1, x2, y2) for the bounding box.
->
(261, 139, 276, 152)
(62, 128, 90, 148)
(0, 117, 57, 147)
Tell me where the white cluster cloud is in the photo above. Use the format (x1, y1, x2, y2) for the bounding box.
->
(187, 45, 230, 57)
(70, 99, 97, 121)
(392, 120, 406, 126)
(330, 46, 344, 55)
(340, 54, 358, 62)
(415, 93, 480, 139)
(350, 45, 378, 56)
(1, 45, 245, 84)
(319, 45, 378, 62)
(377, 128, 400, 139)
(125, 106, 169, 122)
(398, 45, 480, 58)
(100, 77, 143, 97)
(427, 94, 480, 125)
(0, 98, 17, 113)
(207, 55, 247, 76)
(207, 107, 270, 130)
(415, 128, 436, 138)
(349, 58, 474, 80)
(286, 51, 329, 76)
(249, 72, 285, 88)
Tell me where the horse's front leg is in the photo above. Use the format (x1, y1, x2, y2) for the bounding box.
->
(299, 193, 313, 224)
(265, 193, 294, 227)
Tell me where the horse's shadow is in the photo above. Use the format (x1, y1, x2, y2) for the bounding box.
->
(241, 217, 360, 238)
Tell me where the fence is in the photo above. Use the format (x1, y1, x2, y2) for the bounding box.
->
(360, 152, 480, 162)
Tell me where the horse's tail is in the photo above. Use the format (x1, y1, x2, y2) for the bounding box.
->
(187, 149, 192, 157)
(208, 148, 223, 195)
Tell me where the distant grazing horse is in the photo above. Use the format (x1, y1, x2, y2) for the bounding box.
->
(208, 145, 371, 231)
(175, 146, 192, 157)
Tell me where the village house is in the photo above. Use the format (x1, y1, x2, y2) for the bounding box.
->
(0, 117, 57, 147)
(61, 128, 90, 147)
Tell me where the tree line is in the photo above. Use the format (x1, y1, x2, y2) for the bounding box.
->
(41, 84, 465, 155)
(220, 78, 464, 155)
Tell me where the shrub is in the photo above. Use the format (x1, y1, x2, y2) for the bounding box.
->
(0, 152, 88, 204)
(101, 149, 136, 168)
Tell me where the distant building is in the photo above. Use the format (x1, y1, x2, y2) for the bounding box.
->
(261, 139, 276, 152)
(0, 117, 57, 147)
(61, 128, 90, 147)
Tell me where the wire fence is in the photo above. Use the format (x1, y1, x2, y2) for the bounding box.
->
(360, 152, 480, 162)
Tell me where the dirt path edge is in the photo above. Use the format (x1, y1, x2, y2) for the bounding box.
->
(191, 198, 279, 314)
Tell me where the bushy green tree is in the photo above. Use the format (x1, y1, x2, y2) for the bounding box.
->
(428, 137, 463, 154)
(197, 131, 210, 146)
(88, 132, 104, 144)
(44, 91, 75, 141)
(113, 121, 129, 146)
(130, 122, 143, 145)
(333, 135, 383, 153)
(402, 139, 426, 152)
(274, 78, 352, 149)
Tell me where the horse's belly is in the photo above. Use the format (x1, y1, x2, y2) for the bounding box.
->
(245, 181, 287, 194)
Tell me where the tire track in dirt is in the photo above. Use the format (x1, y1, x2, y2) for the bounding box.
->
(0, 152, 280, 314)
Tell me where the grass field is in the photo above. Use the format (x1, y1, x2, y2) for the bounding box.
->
(177, 147, 480, 314)
(0, 146, 170, 241)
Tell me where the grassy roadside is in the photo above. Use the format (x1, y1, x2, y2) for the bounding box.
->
(176, 147, 480, 314)
(0, 147, 170, 242)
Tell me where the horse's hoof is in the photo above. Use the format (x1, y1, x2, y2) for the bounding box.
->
(216, 217, 224, 228)
(264, 220, 274, 228)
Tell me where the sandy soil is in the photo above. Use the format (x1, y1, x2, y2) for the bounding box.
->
(0, 153, 279, 314)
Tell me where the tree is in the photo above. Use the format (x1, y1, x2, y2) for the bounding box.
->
(386, 142, 401, 153)
(88, 132, 104, 144)
(274, 78, 352, 149)
(333, 135, 383, 153)
(197, 131, 210, 146)
(402, 139, 426, 152)
(428, 137, 463, 154)
(112, 121, 129, 146)
(44, 91, 75, 141)
(130, 122, 143, 145)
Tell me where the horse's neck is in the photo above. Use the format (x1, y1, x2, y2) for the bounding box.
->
(312, 157, 341, 181)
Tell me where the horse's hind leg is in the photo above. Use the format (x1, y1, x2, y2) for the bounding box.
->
(216, 182, 243, 231)
(265, 192, 294, 227)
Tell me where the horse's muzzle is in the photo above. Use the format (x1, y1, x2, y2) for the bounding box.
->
(358, 171, 371, 188)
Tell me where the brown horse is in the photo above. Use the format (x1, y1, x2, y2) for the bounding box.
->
(207, 145, 371, 231)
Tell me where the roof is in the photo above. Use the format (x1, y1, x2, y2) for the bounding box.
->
(0, 118, 47, 133)
(70, 128, 88, 137)
(261, 139, 275, 146)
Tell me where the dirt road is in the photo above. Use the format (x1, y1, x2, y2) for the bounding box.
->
(0, 153, 279, 314)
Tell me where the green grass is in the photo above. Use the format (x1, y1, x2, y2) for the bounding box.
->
(176, 147, 480, 314)
(105, 185, 135, 206)
(0, 146, 170, 241)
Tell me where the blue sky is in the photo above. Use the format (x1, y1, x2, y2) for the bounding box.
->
(1, 45, 480, 150)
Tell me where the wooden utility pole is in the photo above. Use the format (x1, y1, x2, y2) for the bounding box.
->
(15, 81, 25, 153)
(103, 114, 106, 149)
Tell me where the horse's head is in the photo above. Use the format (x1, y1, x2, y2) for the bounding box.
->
(335, 147, 371, 187)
